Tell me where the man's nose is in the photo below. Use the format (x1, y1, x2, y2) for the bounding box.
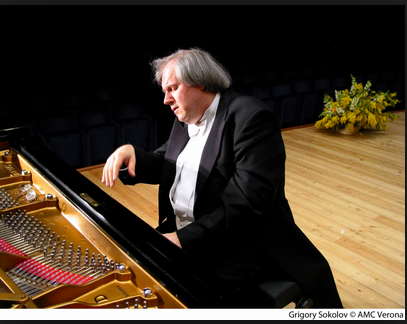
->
(163, 92, 174, 106)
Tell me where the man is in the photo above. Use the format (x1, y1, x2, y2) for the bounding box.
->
(101, 48, 343, 308)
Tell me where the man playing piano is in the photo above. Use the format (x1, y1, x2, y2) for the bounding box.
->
(101, 48, 342, 308)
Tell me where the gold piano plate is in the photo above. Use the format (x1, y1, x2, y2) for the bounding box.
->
(0, 149, 32, 187)
(30, 270, 160, 309)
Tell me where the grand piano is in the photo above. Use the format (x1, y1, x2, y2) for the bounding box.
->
(0, 126, 215, 309)
(0, 124, 311, 310)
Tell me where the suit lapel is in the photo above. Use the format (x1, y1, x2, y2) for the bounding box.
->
(195, 91, 235, 200)
(165, 120, 189, 162)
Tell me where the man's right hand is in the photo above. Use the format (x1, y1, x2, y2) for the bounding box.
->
(101, 144, 136, 188)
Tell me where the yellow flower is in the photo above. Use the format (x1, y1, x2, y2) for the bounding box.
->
(368, 113, 377, 128)
(348, 112, 356, 124)
(315, 120, 322, 128)
(377, 94, 385, 103)
(341, 96, 352, 106)
(314, 75, 399, 132)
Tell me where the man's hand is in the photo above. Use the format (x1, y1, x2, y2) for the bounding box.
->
(101, 144, 136, 187)
(162, 232, 182, 248)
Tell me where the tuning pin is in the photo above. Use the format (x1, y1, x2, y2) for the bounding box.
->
(97, 254, 102, 270)
(25, 189, 37, 202)
(90, 253, 96, 269)
(143, 288, 153, 298)
(84, 248, 89, 266)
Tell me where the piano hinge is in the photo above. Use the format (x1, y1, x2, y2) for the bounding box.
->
(79, 192, 100, 208)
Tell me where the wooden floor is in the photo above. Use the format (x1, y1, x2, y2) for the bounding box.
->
(79, 111, 405, 309)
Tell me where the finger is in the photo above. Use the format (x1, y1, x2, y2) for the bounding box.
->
(111, 155, 122, 186)
(128, 153, 136, 177)
(101, 165, 106, 184)
(104, 156, 112, 187)
(102, 156, 111, 185)
(109, 157, 117, 187)
(101, 159, 109, 185)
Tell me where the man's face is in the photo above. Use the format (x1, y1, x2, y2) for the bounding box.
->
(161, 61, 206, 124)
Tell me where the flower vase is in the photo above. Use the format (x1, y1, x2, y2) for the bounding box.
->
(338, 124, 360, 135)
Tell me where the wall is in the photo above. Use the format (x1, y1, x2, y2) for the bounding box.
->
(0, 4, 404, 167)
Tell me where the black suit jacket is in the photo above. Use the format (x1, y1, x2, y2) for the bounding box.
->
(121, 90, 342, 308)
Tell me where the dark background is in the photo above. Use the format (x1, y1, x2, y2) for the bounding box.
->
(0, 4, 404, 168)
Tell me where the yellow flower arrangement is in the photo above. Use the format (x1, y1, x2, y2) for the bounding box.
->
(315, 75, 400, 133)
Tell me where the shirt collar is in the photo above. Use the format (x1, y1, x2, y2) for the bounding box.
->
(188, 93, 220, 137)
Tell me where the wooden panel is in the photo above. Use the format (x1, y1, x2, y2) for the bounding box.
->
(78, 165, 159, 229)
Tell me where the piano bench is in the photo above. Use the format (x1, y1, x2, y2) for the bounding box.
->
(258, 280, 314, 308)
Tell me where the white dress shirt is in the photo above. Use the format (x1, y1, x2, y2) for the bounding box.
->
(169, 93, 220, 230)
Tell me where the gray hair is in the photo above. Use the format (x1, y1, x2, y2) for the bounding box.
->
(151, 48, 232, 92)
